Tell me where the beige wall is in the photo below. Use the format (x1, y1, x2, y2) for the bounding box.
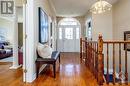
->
(85, 10, 113, 41)
(92, 10, 113, 40)
(113, 0, 130, 40)
(15, 0, 23, 7)
(113, 0, 130, 81)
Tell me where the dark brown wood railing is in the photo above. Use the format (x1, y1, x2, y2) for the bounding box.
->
(80, 35, 130, 85)
(80, 35, 104, 85)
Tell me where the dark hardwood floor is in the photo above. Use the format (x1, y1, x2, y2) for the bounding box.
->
(1, 53, 129, 86)
(32, 52, 97, 86)
(0, 62, 23, 86)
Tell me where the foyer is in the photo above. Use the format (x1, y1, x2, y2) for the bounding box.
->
(0, 0, 130, 85)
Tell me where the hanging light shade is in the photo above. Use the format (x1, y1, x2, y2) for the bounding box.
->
(90, 0, 112, 14)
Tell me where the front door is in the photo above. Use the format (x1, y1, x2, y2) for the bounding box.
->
(57, 25, 80, 52)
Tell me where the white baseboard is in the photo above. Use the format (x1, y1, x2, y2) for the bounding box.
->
(32, 73, 36, 82)
(25, 73, 36, 83)
(9, 65, 22, 69)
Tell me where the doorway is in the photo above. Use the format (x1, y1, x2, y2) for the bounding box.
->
(57, 18, 81, 52)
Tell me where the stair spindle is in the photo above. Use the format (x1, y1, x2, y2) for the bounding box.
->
(113, 43, 116, 85)
(80, 38, 82, 59)
(119, 43, 122, 85)
(125, 43, 128, 85)
(106, 43, 109, 84)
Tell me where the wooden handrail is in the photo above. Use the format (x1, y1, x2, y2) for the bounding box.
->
(103, 40, 130, 43)
(80, 35, 130, 85)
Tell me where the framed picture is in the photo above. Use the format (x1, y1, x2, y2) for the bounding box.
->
(39, 7, 49, 44)
(124, 31, 130, 51)
(50, 22, 52, 37)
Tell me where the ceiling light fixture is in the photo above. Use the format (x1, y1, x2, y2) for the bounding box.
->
(90, 0, 112, 14)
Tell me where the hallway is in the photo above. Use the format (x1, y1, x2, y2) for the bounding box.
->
(0, 53, 97, 86)
(1, 53, 130, 86)
(32, 53, 97, 86)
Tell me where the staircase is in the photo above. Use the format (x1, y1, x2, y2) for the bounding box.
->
(80, 34, 130, 85)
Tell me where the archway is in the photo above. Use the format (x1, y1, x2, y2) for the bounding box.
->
(57, 18, 81, 52)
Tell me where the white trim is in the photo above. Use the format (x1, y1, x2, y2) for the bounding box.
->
(9, 65, 22, 69)
(32, 73, 36, 82)
(26, 73, 36, 83)
(25, 0, 35, 83)
(23, 3, 27, 82)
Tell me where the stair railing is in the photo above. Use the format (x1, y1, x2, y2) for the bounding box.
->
(80, 34, 130, 85)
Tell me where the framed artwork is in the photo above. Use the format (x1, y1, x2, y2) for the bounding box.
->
(87, 21, 92, 40)
(39, 7, 49, 44)
(50, 22, 52, 37)
(124, 31, 130, 51)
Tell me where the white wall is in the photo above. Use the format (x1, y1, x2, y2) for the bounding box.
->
(0, 18, 13, 43)
(113, 0, 130, 81)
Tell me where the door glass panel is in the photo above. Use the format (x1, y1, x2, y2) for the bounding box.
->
(65, 28, 73, 39)
(59, 28, 62, 39)
(76, 27, 79, 39)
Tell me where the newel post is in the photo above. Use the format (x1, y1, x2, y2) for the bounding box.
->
(80, 38, 82, 59)
(98, 34, 104, 85)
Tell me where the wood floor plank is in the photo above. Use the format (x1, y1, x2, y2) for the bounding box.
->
(32, 53, 98, 86)
(0, 53, 129, 86)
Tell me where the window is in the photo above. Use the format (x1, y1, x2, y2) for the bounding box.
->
(59, 28, 62, 39)
(65, 28, 73, 39)
(76, 28, 79, 39)
(59, 18, 80, 26)
(58, 18, 80, 40)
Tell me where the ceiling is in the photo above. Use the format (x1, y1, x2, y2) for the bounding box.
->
(51, 0, 118, 17)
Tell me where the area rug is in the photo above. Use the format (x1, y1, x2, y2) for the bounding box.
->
(0, 57, 13, 62)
